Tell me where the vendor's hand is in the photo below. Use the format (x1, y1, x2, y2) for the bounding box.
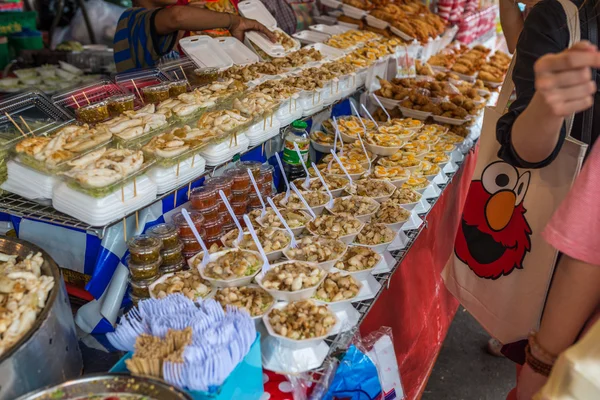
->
(534, 41, 600, 117)
(516, 363, 548, 400)
(230, 15, 277, 43)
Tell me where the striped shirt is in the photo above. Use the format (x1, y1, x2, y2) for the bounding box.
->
(113, 8, 178, 73)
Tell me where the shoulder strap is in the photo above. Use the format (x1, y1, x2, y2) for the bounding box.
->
(494, 56, 516, 113)
(556, 0, 581, 139)
(581, 0, 596, 146)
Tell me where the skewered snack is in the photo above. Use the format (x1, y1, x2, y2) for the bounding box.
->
(314, 272, 361, 302)
(390, 187, 422, 204)
(374, 202, 411, 224)
(355, 223, 395, 245)
(203, 250, 262, 280)
(307, 214, 363, 239)
(222, 227, 290, 253)
(267, 300, 336, 339)
(63, 147, 145, 188)
(261, 262, 325, 292)
(0, 252, 53, 357)
(215, 286, 274, 317)
(150, 269, 211, 300)
(285, 236, 347, 263)
(334, 246, 379, 272)
(329, 195, 379, 218)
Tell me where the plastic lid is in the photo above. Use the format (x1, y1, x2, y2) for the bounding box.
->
(238, 0, 278, 29)
(127, 235, 162, 254)
(129, 274, 159, 288)
(190, 185, 217, 199)
(147, 223, 178, 239)
(292, 120, 308, 130)
(172, 210, 204, 227)
(142, 83, 170, 93)
(107, 94, 135, 103)
(205, 176, 233, 190)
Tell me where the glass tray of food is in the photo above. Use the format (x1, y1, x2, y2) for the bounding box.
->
(61, 147, 155, 197)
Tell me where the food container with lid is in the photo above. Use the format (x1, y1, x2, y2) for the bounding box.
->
(160, 259, 186, 274)
(161, 240, 184, 267)
(190, 186, 218, 211)
(232, 200, 249, 215)
(205, 175, 233, 198)
(126, 254, 162, 281)
(225, 167, 252, 191)
(199, 204, 220, 222)
(75, 101, 109, 124)
(178, 36, 234, 72)
(106, 94, 135, 116)
(240, 160, 262, 178)
(172, 210, 205, 239)
(248, 192, 263, 208)
(220, 211, 234, 225)
(222, 222, 236, 233)
(192, 67, 219, 86)
(169, 79, 189, 97)
(204, 217, 223, 237)
(142, 83, 171, 103)
(183, 250, 200, 260)
(181, 236, 202, 253)
(206, 234, 222, 248)
(147, 223, 180, 250)
(232, 187, 251, 203)
(127, 235, 163, 264)
(129, 275, 159, 298)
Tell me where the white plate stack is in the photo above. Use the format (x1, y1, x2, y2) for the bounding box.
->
(52, 174, 158, 226)
(243, 118, 282, 146)
(200, 133, 250, 166)
(275, 96, 303, 126)
(147, 153, 206, 194)
(1, 160, 57, 200)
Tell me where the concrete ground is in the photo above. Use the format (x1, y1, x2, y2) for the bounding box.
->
(422, 307, 516, 400)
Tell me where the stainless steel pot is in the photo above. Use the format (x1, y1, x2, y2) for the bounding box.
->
(0, 236, 83, 400)
(16, 373, 193, 400)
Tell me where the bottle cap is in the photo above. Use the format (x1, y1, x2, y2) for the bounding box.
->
(292, 120, 308, 130)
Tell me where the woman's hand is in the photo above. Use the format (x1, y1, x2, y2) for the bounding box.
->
(230, 15, 277, 43)
(516, 363, 548, 400)
(533, 41, 600, 117)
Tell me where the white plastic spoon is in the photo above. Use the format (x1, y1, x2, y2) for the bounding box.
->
(330, 149, 354, 187)
(218, 190, 244, 246)
(293, 142, 311, 190)
(290, 182, 317, 219)
(247, 169, 267, 218)
(371, 93, 391, 121)
(266, 197, 297, 248)
(274, 152, 291, 200)
(181, 208, 210, 267)
(332, 116, 345, 156)
(361, 103, 379, 129)
(242, 214, 271, 273)
(350, 102, 373, 173)
(311, 162, 334, 208)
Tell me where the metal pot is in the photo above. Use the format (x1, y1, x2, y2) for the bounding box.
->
(16, 373, 193, 400)
(0, 236, 83, 400)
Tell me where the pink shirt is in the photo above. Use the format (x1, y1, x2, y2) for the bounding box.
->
(543, 141, 600, 266)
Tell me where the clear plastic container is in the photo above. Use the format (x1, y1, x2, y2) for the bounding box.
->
(231, 188, 251, 203)
(222, 222, 236, 233)
(190, 186, 217, 211)
(129, 275, 159, 298)
(161, 240, 184, 267)
(181, 237, 202, 253)
(147, 223, 180, 250)
(126, 254, 162, 281)
(107, 94, 135, 116)
(192, 67, 219, 86)
(142, 83, 170, 103)
(204, 217, 223, 237)
(169, 80, 188, 97)
(206, 234, 222, 247)
(232, 200, 249, 216)
(199, 204, 220, 223)
(248, 192, 262, 209)
(205, 176, 233, 198)
(75, 101, 109, 124)
(219, 211, 234, 226)
(172, 210, 205, 239)
(261, 180, 273, 197)
(128, 235, 163, 265)
(225, 167, 251, 191)
(260, 164, 275, 187)
(240, 161, 262, 179)
(160, 259, 186, 274)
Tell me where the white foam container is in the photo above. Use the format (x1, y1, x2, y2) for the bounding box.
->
(311, 138, 335, 154)
(200, 133, 250, 166)
(297, 87, 327, 111)
(214, 37, 260, 66)
(194, 248, 264, 288)
(221, 228, 291, 262)
(365, 142, 404, 157)
(306, 218, 364, 245)
(147, 154, 206, 194)
(320, 0, 343, 9)
(293, 30, 330, 45)
(326, 196, 380, 223)
(313, 274, 364, 306)
(365, 14, 389, 29)
(255, 261, 327, 302)
(261, 335, 330, 373)
(377, 96, 404, 110)
(309, 24, 351, 35)
(179, 36, 234, 70)
(400, 107, 432, 121)
(390, 26, 413, 41)
(149, 272, 214, 300)
(303, 43, 345, 61)
(433, 115, 469, 126)
(2, 160, 57, 200)
(283, 238, 348, 271)
(341, 4, 368, 19)
(336, 20, 360, 29)
(329, 255, 379, 280)
(52, 174, 157, 226)
(352, 234, 394, 254)
(255, 209, 312, 236)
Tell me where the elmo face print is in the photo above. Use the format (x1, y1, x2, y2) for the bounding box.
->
(455, 161, 532, 279)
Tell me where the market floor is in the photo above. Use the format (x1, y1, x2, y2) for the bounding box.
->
(422, 307, 516, 400)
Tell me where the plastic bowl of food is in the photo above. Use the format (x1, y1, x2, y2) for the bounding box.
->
(350, 179, 397, 203)
(389, 188, 422, 211)
(306, 214, 365, 245)
(373, 202, 412, 231)
(192, 248, 264, 288)
(326, 195, 381, 223)
(220, 227, 292, 262)
(293, 176, 349, 199)
(214, 284, 275, 320)
(330, 245, 381, 280)
(312, 272, 363, 305)
(263, 300, 339, 348)
(255, 260, 327, 302)
(283, 236, 348, 271)
(255, 208, 313, 236)
(402, 176, 431, 195)
(353, 223, 396, 254)
(274, 190, 330, 216)
(148, 270, 213, 300)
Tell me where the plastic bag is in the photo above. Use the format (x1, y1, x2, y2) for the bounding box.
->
(63, 0, 125, 47)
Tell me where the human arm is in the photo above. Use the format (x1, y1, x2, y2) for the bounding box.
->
(153, 6, 277, 42)
(499, 0, 524, 54)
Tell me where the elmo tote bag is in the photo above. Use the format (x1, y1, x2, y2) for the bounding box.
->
(442, 0, 590, 344)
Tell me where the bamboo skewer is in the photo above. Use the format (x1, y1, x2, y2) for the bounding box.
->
(187, 182, 192, 199)
(121, 186, 125, 203)
(132, 79, 144, 104)
(71, 95, 81, 108)
(173, 190, 177, 208)
(135, 211, 139, 231)
(123, 217, 127, 242)
(19, 116, 32, 134)
(82, 92, 91, 104)
(5, 113, 25, 137)
(176, 161, 180, 177)
(133, 177, 138, 197)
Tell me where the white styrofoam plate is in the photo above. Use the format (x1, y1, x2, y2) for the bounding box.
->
(214, 37, 259, 66)
(179, 36, 234, 71)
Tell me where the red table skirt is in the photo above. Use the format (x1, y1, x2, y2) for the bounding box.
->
(360, 147, 478, 400)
